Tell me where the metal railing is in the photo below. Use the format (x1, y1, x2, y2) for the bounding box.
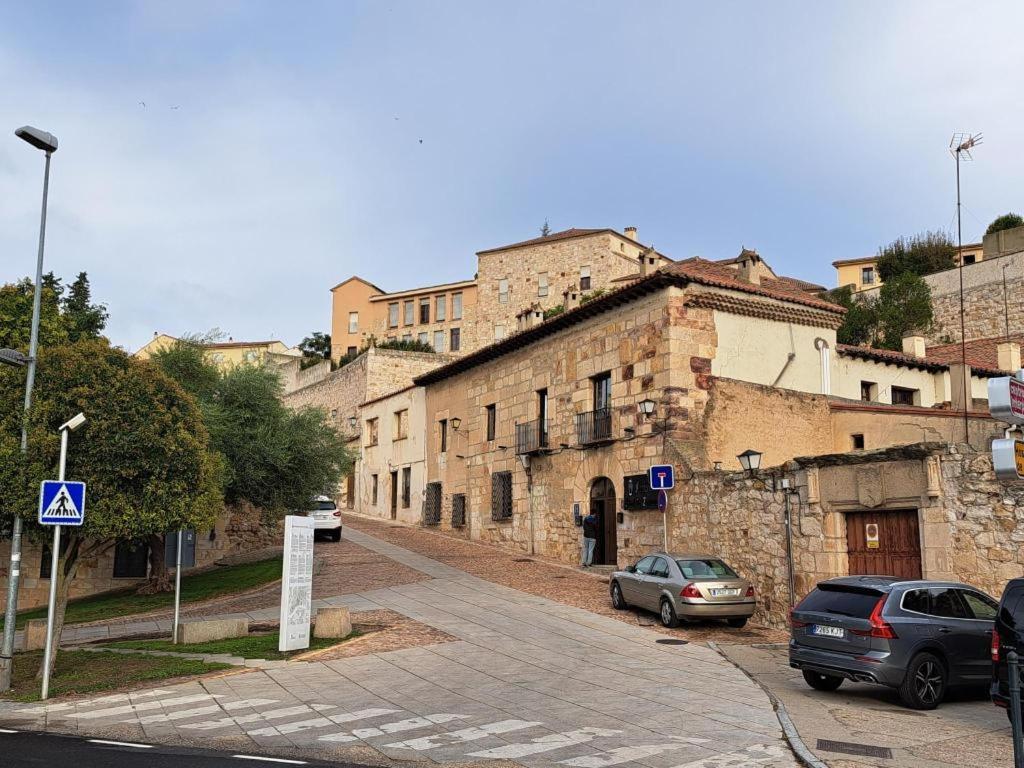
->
(514, 419, 548, 454)
(575, 408, 612, 445)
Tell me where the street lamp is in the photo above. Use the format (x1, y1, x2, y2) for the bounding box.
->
(637, 398, 656, 417)
(737, 449, 762, 476)
(450, 417, 462, 432)
(0, 349, 30, 368)
(1, 124, 59, 693)
(347, 415, 357, 430)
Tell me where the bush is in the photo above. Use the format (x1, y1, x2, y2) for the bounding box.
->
(986, 213, 1024, 236)
(876, 231, 956, 282)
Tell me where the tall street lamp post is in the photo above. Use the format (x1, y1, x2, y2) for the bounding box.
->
(0, 125, 59, 692)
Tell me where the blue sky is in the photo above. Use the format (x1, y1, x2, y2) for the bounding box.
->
(2, 1, 1023, 351)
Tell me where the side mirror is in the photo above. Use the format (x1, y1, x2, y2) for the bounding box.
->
(626, 565, 636, 573)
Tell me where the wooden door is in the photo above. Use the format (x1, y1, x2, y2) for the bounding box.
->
(845, 509, 922, 579)
(390, 472, 398, 519)
(590, 478, 617, 566)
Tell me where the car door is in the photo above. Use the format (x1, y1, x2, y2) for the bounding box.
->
(926, 587, 977, 683)
(958, 589, 999, 683)
(621, 556, 656, 605)
(642, 557, 673, 611)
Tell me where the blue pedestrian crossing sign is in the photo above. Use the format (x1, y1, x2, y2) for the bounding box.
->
(38, 481, 86, 526)
(649, 464, 675, 490)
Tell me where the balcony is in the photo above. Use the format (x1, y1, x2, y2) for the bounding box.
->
(575, 408, 612, 446)
(515, 419, 549, 455)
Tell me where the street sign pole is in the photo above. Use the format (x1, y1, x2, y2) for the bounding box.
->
(40, 428, 68, 700)
(172, 530, 183, 644)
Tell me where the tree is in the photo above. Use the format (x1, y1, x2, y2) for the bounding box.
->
(62, 272, 109, 342)
(299, 331, 332, 360)
(823, 273, 934, 351)
(821, 286, 875, 346)
(0, 339, 222, 678)
(0, 275, 67, 350)
(986, 213, 1024, 236)
(148, 334, 221, 404)
(540, 219, 551, 237)
(876, 231, 956, 282)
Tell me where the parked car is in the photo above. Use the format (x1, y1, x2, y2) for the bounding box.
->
(609, 553, 756, 628)
(789, 576, 996, 710)
(305, 495, 342, 541)
(990, 577, 1024, 718)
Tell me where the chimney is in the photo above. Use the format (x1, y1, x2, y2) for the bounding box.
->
(736, 248, 761, 285)
(901, 335, 926, 358)
(624, 226, 638, 241)
(638, 246, 657, 277)
(949, 363, 972, 412)
(563, 288, 580, 311)
(998, 341, 1021, 371)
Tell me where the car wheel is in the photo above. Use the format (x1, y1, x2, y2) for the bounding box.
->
(332, 528, 342, 542)
(610, 582, 628, 610)
(802, 670, 843, 691)
(899, 652, 946, 710)
(726, 617, 748, 628)
(659, 598, 679, 628)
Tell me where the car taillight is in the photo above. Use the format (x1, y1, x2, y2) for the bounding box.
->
(992, 629, 1001, 662)
(746, 585, 755, 598)
(333, 511, 342, 517)
(789, 607, 809, 629)
(851, 596, 898, 639)
(680, 584, 701, 599)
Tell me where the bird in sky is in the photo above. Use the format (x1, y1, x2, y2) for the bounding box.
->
(138, 101, 146, 108)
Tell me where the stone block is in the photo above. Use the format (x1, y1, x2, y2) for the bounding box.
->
(23, 619, 47, 651)
(177, 618, 248, 644)
(314, 606, 352, 639)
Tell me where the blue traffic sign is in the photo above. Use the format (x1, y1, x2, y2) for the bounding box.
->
(38, 480, 86, 526)
(657, 489, 668, 512)
(649, 464, 675, 490)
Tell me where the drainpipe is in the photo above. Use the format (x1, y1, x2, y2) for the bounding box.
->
(814, 338, 831, 395)
(784, 491, 796, 607)
(521, 455, 535, 555)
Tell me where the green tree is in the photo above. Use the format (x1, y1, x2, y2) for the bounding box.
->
(986, 213, 1024, 236)
(876, 231, 956, 282)
(62, 272, 109, 342)
(540, 219, 551, 237)
(148, 334, 221, 403)
(821, 286, 876, 346)
(874, 272, 934, 350)
(299, 331, 332, 360)
(0, 340, 222, 678)
(0, 276, 67, 351)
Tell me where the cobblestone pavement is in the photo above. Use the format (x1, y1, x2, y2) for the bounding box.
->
(722, 644, 1011, 768)
(1, 527, 797, 768)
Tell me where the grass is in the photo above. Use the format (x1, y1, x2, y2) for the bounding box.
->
(2, 649, 231, 702)
(4, 556, 282, 631)
(102, 628, 359, 661)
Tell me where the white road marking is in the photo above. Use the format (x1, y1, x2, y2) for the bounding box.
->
(667, 743, 790, 768)
(70, 693, 221, 720)
(467, 727, 622, 759)
(319, 713, 468, 743)
(246, 707, 400, 736)
(232, 756, 307, 765)
(385, 719, 544, 750)
(16, 689, 172, 715)
(558, 743, 687, 767)
(134, 699, 280, 725)
(182, 705, 335, 731)
(0, 729, 19, 734)
(88, 739, 154, 749)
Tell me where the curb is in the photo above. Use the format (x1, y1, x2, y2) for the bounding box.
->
(707, 641, 828, 768)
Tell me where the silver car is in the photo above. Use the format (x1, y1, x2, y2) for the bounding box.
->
(610, 552, 756, 628)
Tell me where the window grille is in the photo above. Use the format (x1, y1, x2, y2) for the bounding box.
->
(452, 494, 466, 528)
(491, 471, 513, 521)
(423, 482, 442, 526)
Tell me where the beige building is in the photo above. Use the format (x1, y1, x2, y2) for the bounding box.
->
(134, 334, 300, 369)
(833, 242, 983, 293)
(357, 386, 427, 524)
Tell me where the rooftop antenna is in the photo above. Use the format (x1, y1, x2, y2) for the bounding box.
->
(950, 132, 982, 442)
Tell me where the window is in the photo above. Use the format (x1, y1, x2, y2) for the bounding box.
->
(39, 540, 67, 579)
(366, 418, 379, 446)
(435, 295, 446, 321)
(851, 433, 865, 450)
(963, 254, 976, 265)
(902, 589, 929, 614)
(433, 330, 445, 351)
(498, 278, 509, 304)
(962, 590, 998, 620)
(371, 474, 379, 505)
(403, 300, 414, 326)
(452, 493, 466, 528)
(860, 381, 876, 401)
(439, 419, 448, 453)
(419, 297, 430, 324)
(623, 473, 659, 510)
(485, 404, 496, 441)
(423, 482, 442, 525)
(388, 303, 399, 328)
(675, 559, 738, 579)
(537, 388, 548, 445)
(394, 410, 408, 440)
(797, 586, 883, 618)
(113, 540, 149, 578)
(891, 386, 918, 406)
(634, 556, 657, 575)
(402, 333, 412, 342)
(929, 588, 969, 619)
(593, 371, 612, 411)
(450, 327, 461, 352)
(649, 558, 671, 579)
(243, 350, 259, 363)
(491, 471, 512, 521)
(348, 312, 359, 333)
(494, 324, 506, 341)
(580, 266, 591, 291)
(538, 272, 549, 297)
(346, 346, 357, 357)
(861, 267, 875, 285)
(452, 292, 463, 320)
(418, 331, 428, 345)
(402, 467, 411, 508)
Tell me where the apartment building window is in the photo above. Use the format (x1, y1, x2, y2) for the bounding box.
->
(371, 474, 379, 505)
(346, 346, 357, 357)
(451, 494, 466, 528)
(593, 371, 612, 411)
(419, 297, 430, 324)
(498, 278, 509, 304)
(485, 404, 496, 441)
(388, 303, 399, 328)
(418, 331, 428, 345)
(401, 467, 411, 508)
(852, 434, 865, 450)
(860, 381, 876, 402)
(423, 482, 442, 525)
(494, 324, 506, 341)
(861, 267, 875, 285)
(580, 266, 592, 291)
(450, 327, 461, 352)
(538, 388, 549, 446)
(537, 272, 549, 297)
(113, 540, 149, 578)
(433, 330, 445, 351)
(436, 295, 446, 321)
(366, 417, 379, 446)
(348, 312, 359, 333)
(891, 386, 918, 406)
(439, 419, 448, 453)
(452, 292, 463, 320)
(394, 409, 408, 440)
(963, 254, 977, 265)
(404, 300, 414, 325)
(491, 471, 513, 521)
(402, 333, 412, 342)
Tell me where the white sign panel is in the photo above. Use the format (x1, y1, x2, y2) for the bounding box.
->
(279, 515, 315, 652)
(989, 375, 1024, 425)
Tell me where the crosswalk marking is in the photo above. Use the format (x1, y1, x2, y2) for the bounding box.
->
(467, 727, 622, 759)
(133, 699, 280, 725)
(667, 743, 790, 768)
(558, 743, 687, 767)
(16, 689, 173, 715)
(319, 714, 468, 743)
(246, 708, 401, 737)
(384, 719, 544, 751)
(181, 704, 335, 731)
(69, 693, 221, 720)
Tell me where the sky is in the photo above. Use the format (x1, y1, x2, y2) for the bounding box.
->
(2, 1, 1023, 352)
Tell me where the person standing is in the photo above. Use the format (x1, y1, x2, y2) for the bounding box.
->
(581, 511, 599, 567)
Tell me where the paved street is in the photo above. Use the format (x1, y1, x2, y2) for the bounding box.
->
(0, 527, 796, 768)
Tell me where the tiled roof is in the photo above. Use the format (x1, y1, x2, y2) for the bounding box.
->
(926, 335, 1024, 371)
(837, 343, 1006, 377)
(477, 228, 636, 255)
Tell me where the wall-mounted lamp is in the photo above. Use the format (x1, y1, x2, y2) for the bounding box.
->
(450, 417, 462, 432)
(348, 415, 357, 430)
(637, 398, 656, 416)
(737, 449, 762, 476)
(519, 454, 531, 471)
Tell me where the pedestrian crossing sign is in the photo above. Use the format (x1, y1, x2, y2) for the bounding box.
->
(38, 480, 86, 526)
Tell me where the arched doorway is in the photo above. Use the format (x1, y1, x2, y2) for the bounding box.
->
(590, 477, 617, 565)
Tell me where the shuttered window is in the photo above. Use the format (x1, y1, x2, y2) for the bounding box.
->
(452, 494, 466, 528)
(424, 482, 442, 525)
(491, 471, 513, 521)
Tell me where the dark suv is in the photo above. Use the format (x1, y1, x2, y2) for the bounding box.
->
(789, 576, 997, 709)
(991, 577, 1024, 715)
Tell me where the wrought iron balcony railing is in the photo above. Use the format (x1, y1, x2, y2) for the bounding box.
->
(575, 408, 612, 445)
(515, 419, 549, 455)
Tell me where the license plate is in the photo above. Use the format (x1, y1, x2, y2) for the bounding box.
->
(811, 624, 845, 639)
(710, 588, 741, 597)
